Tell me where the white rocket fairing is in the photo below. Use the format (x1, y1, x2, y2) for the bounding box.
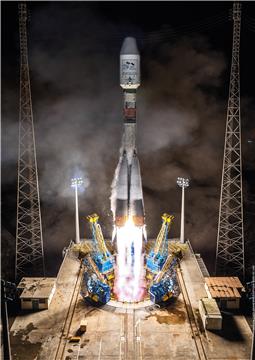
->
(114, 37, 145, 227)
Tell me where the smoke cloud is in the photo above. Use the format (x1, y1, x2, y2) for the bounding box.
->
(3, 3, 244, 277)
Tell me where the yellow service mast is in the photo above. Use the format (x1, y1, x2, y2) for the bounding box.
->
(87, 214, 109, 259)
(86, 214, 114, 283)
(146, 213, 174, 277)
(153, 213, 174, 256)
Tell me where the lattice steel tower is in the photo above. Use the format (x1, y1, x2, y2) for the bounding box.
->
(15, 3, 45, 280)
(215, 2, 244, 278)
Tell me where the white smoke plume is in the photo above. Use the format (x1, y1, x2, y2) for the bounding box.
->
(110, 146, 124, 220)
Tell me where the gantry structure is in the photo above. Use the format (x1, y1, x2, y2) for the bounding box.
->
(15, 3, 45, 280)
(216, 2, 244, 279)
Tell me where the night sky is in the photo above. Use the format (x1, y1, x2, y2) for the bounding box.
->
(2, 1, 255, 280)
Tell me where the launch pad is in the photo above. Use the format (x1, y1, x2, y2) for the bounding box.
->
(75, 213, 181, 307)
(10, 241, 252, 360)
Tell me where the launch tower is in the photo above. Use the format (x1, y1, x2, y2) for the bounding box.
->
(15, 3, 45, 280)
(215, 2, 244, 278)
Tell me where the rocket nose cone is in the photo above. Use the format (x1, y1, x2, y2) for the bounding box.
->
(120, 37, 139, 55)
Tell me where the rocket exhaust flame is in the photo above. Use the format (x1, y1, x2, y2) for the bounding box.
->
(113, 217, 146, 302)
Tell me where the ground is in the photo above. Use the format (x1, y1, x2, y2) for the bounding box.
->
(10, 242, 252, 360)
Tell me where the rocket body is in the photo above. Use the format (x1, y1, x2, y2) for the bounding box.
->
(113, 37, 146, 302)
(115, 37, 145, 228)
(120, 37, 140, 165)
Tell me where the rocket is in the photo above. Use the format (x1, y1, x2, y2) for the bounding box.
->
(114, 37, 145, 227)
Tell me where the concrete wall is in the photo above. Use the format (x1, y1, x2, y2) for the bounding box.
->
(48, 284, 56, 306)
(226, 299, 240, 309)
(20, 283, 56, 310)
(205, 316, 222, 330)
(21, 298, 48, 310)
(199, 299, 222, 330)
(204, 284, 240, 310)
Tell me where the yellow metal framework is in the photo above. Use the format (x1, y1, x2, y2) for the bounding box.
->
(87, 214, 109, 258)
(153, 213, 174, 255)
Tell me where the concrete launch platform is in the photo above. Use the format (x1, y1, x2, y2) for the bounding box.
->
(10, 242, 252, 360)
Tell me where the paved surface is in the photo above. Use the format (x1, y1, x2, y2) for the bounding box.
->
(10, 251, 82, 359)
(10, 243, 252, 360)
(180, 243, 252, 360)
(67, 295, 199, 360)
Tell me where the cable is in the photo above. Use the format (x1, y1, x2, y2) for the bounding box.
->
(144, 11, 228, 38)
(110, 11, 229, 44)
(243, 19, 255, 33)
(246, 15, 255, 24)
(141, 18, 228, 44)
(143, 17, 227, 38)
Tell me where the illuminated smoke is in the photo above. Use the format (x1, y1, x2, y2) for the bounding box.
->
(113, 217, 146, 302)
(110, 147, 123, 219)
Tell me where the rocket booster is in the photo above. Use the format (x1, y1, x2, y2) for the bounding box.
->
(114, 37, 145, 227)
